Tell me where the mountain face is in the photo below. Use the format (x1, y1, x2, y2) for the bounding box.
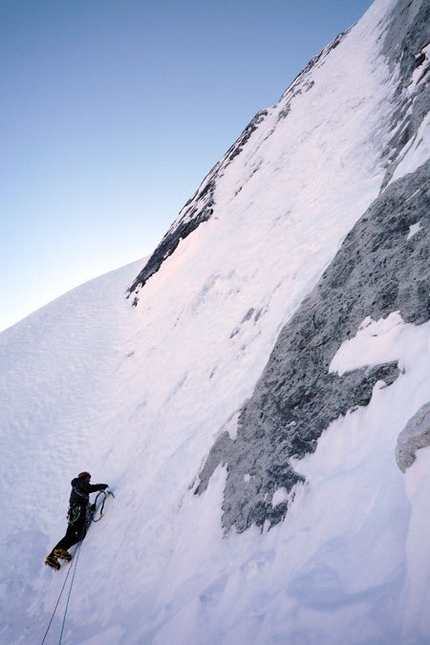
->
(131, 0, 430, 537)
(129, 0, 429, 299)
(197, 159, 430, 533)
(1, 1, 430, 644)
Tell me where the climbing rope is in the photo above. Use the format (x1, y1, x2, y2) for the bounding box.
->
(40, 565, 73, 645)
(40, 490, 113, 645)
(40, 523, 85, 645)
(58, 534, 85, 644)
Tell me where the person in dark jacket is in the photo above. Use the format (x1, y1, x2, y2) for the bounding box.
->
(45, 472, 109, 570)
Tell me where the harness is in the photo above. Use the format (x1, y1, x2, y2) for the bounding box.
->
(67, 483, 90, 525)
(67, 489, 113, 526)
(67, 503, 85, 526)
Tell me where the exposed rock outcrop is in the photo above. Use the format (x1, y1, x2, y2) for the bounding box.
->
(396, 401, 430, 472)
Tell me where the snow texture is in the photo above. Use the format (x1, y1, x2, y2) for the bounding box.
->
(1, 0, 430, 644)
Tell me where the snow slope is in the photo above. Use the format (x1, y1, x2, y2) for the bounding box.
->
(1, 0, 430, 643)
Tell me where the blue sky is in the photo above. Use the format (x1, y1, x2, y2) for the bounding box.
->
(0, 0, 373, 331)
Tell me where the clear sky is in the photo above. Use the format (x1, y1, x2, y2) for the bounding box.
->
(0, 0, 373, 332)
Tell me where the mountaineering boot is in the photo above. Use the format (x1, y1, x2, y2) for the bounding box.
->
(45, 554, 61, 571)
(54, 548, 72, 562)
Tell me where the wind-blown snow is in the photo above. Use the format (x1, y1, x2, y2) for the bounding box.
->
(329, 311, 407, 376)
(1, 0, 430, 643)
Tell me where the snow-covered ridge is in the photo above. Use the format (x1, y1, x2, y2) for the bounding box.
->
(129, 0, 429, 305)
(128, 0, 398, 299)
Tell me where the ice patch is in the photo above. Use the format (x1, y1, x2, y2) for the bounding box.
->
(407, 221, 421, 240)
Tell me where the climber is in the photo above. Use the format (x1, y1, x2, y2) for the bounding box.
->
(45, 471, 109, 570)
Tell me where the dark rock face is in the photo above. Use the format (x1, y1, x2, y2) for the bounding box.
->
(382, 0, 430, 82)
(381, 0, 430, 188)
(196, 159, 430, 533)
(396, 401, 430, 472)
(127, 185, 215, 299)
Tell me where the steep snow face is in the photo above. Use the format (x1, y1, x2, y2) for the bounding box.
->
(134, 0, 430, 535)
(130, 0, 429, 300)
(0, 260, 144, 643)
(129, 0, 396, 297)
(198, 159, 430, 533)
(1, 0, 430, 644)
